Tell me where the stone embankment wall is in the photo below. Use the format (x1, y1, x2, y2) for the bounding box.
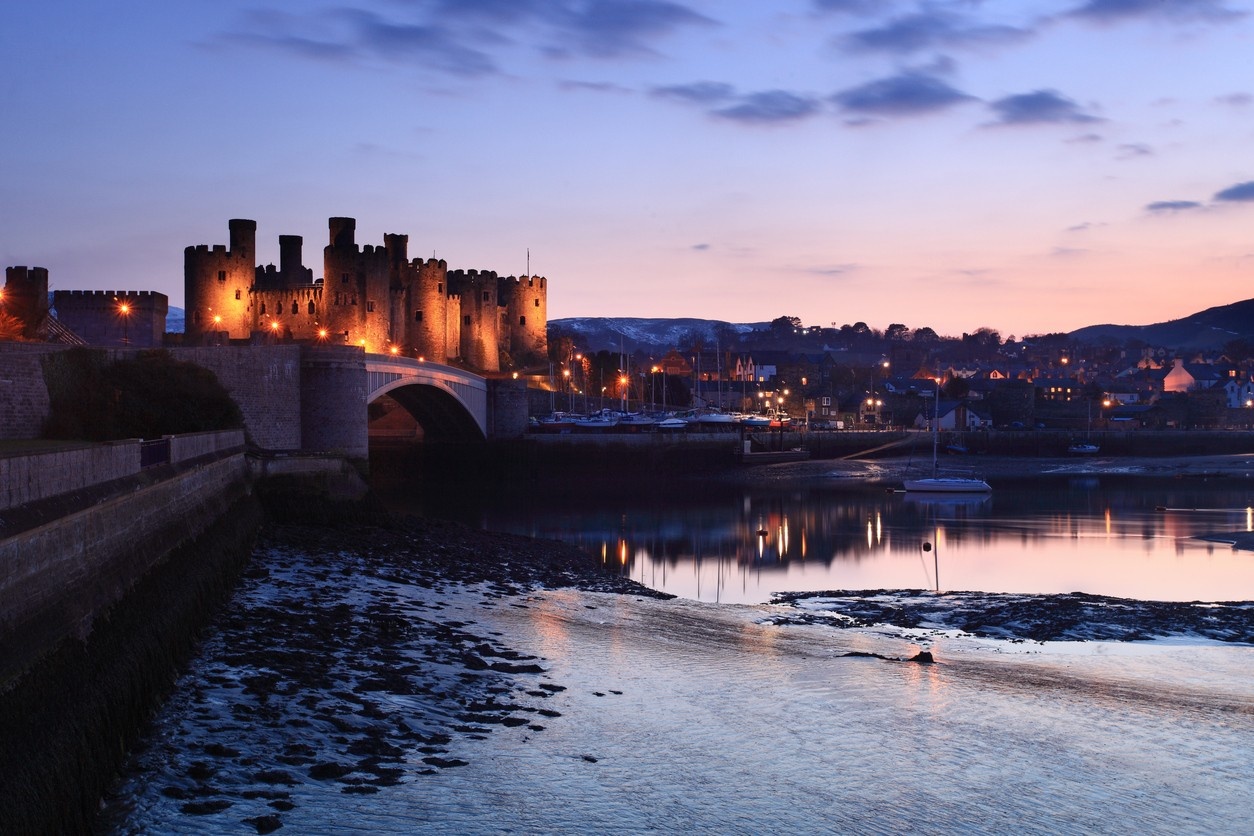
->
(0, 431, 250, 687)
(0, 342, 61, 439)
(0, 428, 367, 833)
(0, 430, 244, 511)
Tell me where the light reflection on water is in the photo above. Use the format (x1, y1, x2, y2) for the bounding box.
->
(395, 474, 1254, 604)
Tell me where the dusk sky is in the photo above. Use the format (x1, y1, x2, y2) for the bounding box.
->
(6, 0, 1254, 338)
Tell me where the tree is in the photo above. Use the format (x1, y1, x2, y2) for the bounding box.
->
(42, 348, 243, 441)
(885, 323, 909, 342)
(911, 326, 939, 344)
(769, 316, 802, 337)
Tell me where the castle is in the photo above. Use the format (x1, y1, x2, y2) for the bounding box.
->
(184, 218, 548, 373)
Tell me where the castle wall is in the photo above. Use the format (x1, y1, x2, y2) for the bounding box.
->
(53, 290, 168, 347)
(184, 219, 256, 341)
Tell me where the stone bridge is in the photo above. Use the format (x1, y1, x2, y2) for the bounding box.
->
(0, 343, 530, 461)
(364, 355, 489, 443)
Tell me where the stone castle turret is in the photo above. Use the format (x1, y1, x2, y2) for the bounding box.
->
(3, 266, 50, 339)
(184, 218, 256, 340)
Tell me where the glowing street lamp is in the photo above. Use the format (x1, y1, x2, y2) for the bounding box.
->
(115, 297, 131, 345)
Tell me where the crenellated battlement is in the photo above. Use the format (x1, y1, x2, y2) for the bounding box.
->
(54, 289, 167, 300)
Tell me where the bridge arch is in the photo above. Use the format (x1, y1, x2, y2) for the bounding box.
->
(365, 356, 488, 443)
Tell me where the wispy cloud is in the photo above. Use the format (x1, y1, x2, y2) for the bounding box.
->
(843, 10, 1032, 54)
(652, 83, 819, 124)
(1214, 181, 1254, 202)
(713, 91, 821, 124)
(651, 81, 736, 104)
(1215, 92, 1253, 107)
(1115, 142, 1153, 159)
(1067, 0, 1246, 24)
(222, 0, 718, 76)
(986, 89, 1102, 126)
(542, 0, 718, 58)
(832, 71, 977, 117)
(811, 0, 892, 15)
(1145, 200, 1203, 212)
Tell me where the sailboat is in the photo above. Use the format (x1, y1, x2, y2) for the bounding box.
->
(903, 389, 991, 494)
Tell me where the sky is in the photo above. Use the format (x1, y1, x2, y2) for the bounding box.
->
(5, 0, 1254, 339)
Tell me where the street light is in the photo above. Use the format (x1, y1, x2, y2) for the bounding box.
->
(115, 297, 131, 346)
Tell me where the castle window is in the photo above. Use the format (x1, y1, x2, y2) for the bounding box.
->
(351, 296, 357, 305)
(464, 315, 471, 326)
(482, 291, 490, 301)
(367, 300, 375, 312)
(235, 289, 241, 300)
(260, 302, 266, 315)
(438, 283, 443, 293)
(415, 310, 423, 322)
(534, 298, 539, 307)
(218, 271, 226, 283)
(519, 316, 526, 326)
(341, 273, 349, 284)
(308, 301, 315, 315)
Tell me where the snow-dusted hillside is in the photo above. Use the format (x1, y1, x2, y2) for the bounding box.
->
(549, 317, 769, 354)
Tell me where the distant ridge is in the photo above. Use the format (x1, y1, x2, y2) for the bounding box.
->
(549, 317, 769, 354)
(1067, 298, 1254, 350)
(553, 298, 1254, 354)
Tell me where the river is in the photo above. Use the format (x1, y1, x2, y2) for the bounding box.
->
(100, 462, 1254, 834)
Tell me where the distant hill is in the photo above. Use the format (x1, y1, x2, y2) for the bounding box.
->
(1067, 298, 1254, 349)
(548, 317, 769, 355)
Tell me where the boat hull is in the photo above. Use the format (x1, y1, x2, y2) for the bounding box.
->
(903, 477, 991, 493)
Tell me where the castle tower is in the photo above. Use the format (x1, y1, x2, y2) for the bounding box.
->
(499, 274, 548, 363)
(322, 217, 391, 351)
(3, 266, 50, 339)
(448, 269, 500, 372)
(405, 258, 449, 362)
(185, 219, 256, 341)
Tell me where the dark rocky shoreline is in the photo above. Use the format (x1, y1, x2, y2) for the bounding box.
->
(95, 515, 667, 833)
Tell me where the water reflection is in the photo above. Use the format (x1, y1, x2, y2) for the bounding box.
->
(390, 476, 1254, 605)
